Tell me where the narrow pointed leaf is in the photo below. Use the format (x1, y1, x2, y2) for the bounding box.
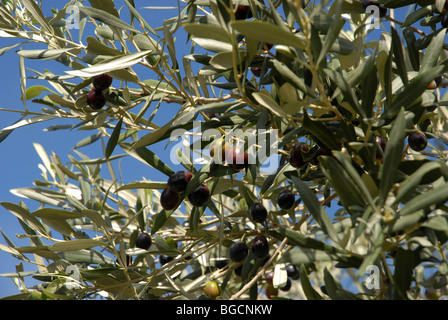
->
(152, 210, 175, 235)
(391, 27, 408, 86)
(78, 6, 139, 33)
(399, 181, 448, 216)
(105, 119, 123, 159)
(22, 0, 53, 33)
(302, 109, 340, 150)
(383, 63, 448, 119)
(123, 0, 157, 36)
(286, 178, 339, 243)
(318, 156, 366, 209)
(252, 92, 287, 118)
(66, 50, 152, 77)
(32, 208, 82, 220)
(272, 59, 316, 97)
(132, 118, 176, 149)
(50, 239, 108, 252)
(420, 28, 446, 73)
(332, 151, 375, 208)
(182, 23, 231, 43)
(231, 20, 306, 49)
(300, 264, 322, 300)
(116, 181, 167, 191)
(360, 64, 378, 118)
(379, 108, 406, 206)
(0, 202, 48, 237)
(393, 248, 416, 300)
(317, 0, 344, 66)
(324, 68, 364, 118)
(121, 143, 174, 177)
(394, 161, 441, 205)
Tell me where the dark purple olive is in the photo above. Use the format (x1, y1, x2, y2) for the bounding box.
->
(228, 241, 248, 263)
(408, 131, 428, 152)
(251, 235, 269, 259)
(443, 12, 448, 29)
(251, 67, 262, 77)
(289, 142, 310, 168)
(160, 188, 181, 211)
(279, 278, 292, 292)
(135, 232, 152, 250)
(249, 202, 268, 223)
(92, 73, 112, 91)
(188, 184, 210, 207)
(285, 264, 300, 280)
(159, 254, 174, 266)
(235, 5, 253, 20)
(87, 89, 106, 110)
(277, 190, 295, 210)
(167, 171, 192, 193)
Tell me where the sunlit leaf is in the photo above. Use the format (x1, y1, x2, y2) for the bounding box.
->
(231, 20, 306, 49)
(66, 50, 152, 77)
(50, 239, 109, 252)
(78, 5, 138, 33)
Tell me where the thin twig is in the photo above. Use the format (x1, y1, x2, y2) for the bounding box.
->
(229, 237, 289, 300)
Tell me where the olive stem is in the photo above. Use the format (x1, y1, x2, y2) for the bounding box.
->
(229, 236, 289, 300)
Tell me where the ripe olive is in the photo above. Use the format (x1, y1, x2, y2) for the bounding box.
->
(167, 170, 193, 193)
(188, 184, 210, 207)
(92, 73, 113, 91)
(251, 235, 270, 259)
(160, 188, 181, 211)
(277, 190, 295, 210)
(249, 202, 268, 223)
(285, 264, 300, 280)
(225, 145, 249, 170)
(135, 232, 152, 250)
(375, 135, 386, 159)
(228, 241, 248, 263)
(289, 142, 310, 168)
(235, 5, 253, 20)
(159, 255, 174, 266)
(408, 131, 428, 152)
(87, 89, 106, 110)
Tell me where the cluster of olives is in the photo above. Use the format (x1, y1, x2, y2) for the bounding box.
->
(160, 170, 210, 211)
(288, 128, 428, 170)
(210, 177, 298, 298)
(229, 191, 296, 257)
(143, 1, 428, 299)
(264, 264, 300, 299)
(158, 172, 211, 268)
(87, 73, 113, 110)
(373, 130, 428, 159)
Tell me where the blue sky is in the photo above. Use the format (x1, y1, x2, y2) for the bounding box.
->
(0, 0, 187, 297)
(0, 1, 439, 298)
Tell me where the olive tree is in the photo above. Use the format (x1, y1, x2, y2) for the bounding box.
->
(1, 0, 448, 300)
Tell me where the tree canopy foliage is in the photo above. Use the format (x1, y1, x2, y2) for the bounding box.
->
(1, 0, 448, 300)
